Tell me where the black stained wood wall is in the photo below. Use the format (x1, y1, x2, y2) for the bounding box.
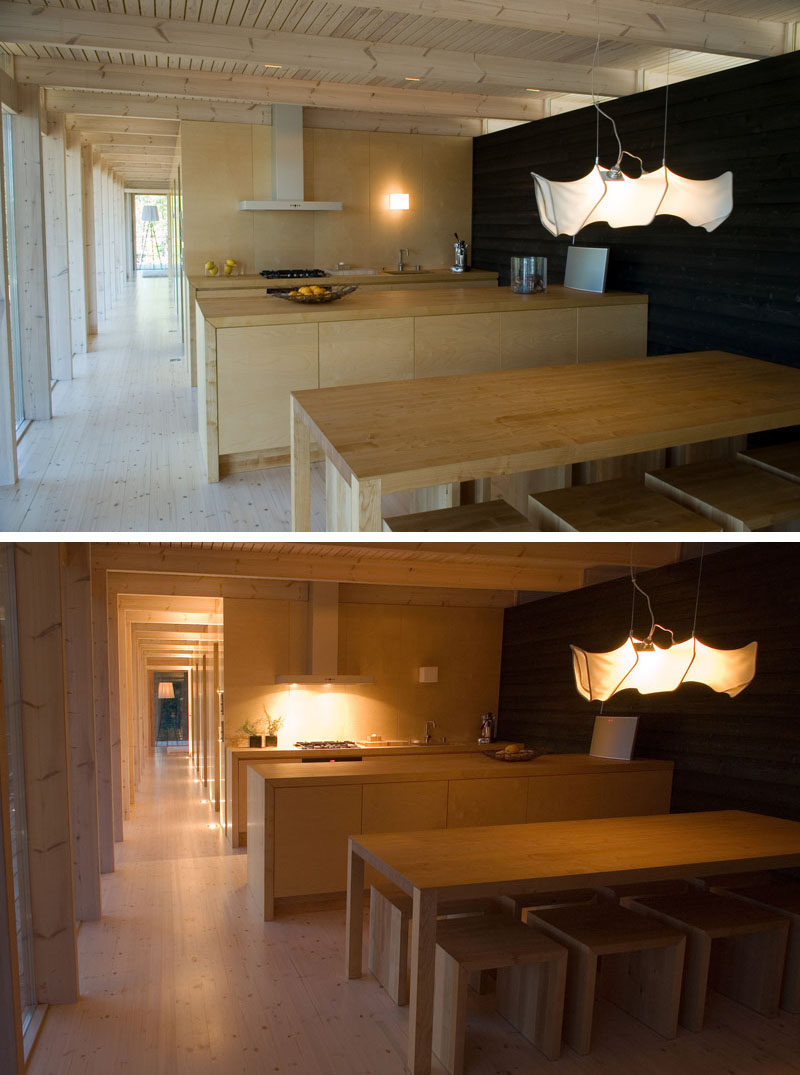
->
(472, 51, 800, 374)
(498, 544, 800, 820)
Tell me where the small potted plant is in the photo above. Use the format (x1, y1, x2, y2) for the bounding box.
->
(236, 720, 263, 748)
(262, 706, 283, 748)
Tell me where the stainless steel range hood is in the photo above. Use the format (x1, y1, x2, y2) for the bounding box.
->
(276, 582, 372, 684)
(239, 104, 342, 212)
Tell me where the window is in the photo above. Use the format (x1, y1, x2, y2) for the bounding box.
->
(2, 111, 23, 431)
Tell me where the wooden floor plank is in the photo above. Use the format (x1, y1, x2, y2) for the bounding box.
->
(25, 749, 800, 1075)
(0, 277, 407, 532)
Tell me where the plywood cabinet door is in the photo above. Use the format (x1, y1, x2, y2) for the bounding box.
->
(500, 309, 577, 369)
(576, 305, 648, 363)
(362, 780, 448, 833)
(414, 313, 501, 378)
(526, 771, 672, 822)
(319, 318, 414, 387)
(273, 785, 362, 898)
(217, 324, 318, 453)
(447, 777, 528, 828)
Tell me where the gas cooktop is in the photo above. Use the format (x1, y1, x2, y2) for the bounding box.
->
(260, 268, 327, 279)
(295, 740, 359, 750)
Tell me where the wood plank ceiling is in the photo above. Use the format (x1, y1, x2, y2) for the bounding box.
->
(1, 0, 797, 186)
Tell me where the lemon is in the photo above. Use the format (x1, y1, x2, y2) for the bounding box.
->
(208, 266, 219, 276)
(298, 286, 314, 295)
(225, 259, 236, 267)
(205, 260, 216, 270)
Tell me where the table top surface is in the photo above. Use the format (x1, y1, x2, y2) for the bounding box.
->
(292, 351, 800, 490)
(350, 810, 800, 894)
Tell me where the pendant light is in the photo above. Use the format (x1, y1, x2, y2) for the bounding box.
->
(570, 550, 757, 702)
(531, 25, 732, 237)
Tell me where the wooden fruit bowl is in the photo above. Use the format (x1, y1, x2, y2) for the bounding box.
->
(267, 285, 358, 303)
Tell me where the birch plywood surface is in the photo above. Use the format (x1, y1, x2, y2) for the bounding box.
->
(293, 351, 800, 493)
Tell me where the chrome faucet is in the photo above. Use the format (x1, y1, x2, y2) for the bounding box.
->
(398, 248, 408, 271)
(424, 719, 436, 743)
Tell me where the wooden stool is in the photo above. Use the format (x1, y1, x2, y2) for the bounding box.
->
(689, 870, 774, 892)
(500, 887, 598, 920)
(526, 902, 686, 1054)
(628, 890, 790, 1030)
(433, 915, 567, 1074)
(714, 882, 800, 1013)
(384, 498, 535, 532)
(368, 883, 501, 1006)
(645, 458, 800, 530)
(527, 477, 721, 531)
(738, 441, 800, 484)
(597, 878, 693, 905)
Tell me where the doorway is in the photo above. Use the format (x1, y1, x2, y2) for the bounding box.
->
(133, 194, 169, 277)
(154, 673, 188, 745)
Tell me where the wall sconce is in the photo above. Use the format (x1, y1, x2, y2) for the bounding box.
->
(388, 192, 410, 210)
(418, 666, 438, 684)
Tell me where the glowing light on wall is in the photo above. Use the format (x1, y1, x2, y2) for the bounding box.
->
(388, 192, 410, 210)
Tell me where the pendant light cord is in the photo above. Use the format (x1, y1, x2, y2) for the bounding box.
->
(691, 544, 705, 636)
(591, 3, 642, 175)
(629, 543, 674, 645)
(662, 49, 671, 166)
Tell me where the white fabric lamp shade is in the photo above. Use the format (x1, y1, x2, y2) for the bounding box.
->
(157, 681, 175, 699)
(141, 204, 160, 222)
(532, 165, 733, 237)
(571, 635, 757, 702)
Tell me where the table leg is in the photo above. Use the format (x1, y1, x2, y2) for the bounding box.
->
(351, 476, 383, 531)
(408, 887, 437, 1075)
(290, 401, 312, 531)
(345, 842, 365, 979)
(326, 459, 352, 531)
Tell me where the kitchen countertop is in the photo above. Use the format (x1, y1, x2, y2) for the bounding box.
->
(247, 752, 674, 789)
(188, 268, 499, 291)
(228, 741, 516, 763)
(197, 284, 648, 329)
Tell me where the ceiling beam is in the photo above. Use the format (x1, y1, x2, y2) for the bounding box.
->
(66, 115, 179, 135)
(36, 67, 546, 122)
(81, 133, 179, 148)
(3, 7, 638, 96)
(309, 0, 786, 60)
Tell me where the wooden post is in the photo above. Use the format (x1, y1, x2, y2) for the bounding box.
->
(14, 542, 79, 1004)
(89, 553, 115, 870)
(41, 112, 72, 382)
(92, 150, 105, 323)
(12, 84, 52, 420)
(60, 542, 102, 921)
(0, 115, 18, 484)
(81, 142, 98, 336)
(65, 130, 87, 355)
(0, 640, 25, 1073)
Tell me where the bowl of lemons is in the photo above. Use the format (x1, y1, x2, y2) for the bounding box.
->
(267, 284, 358, 303)
(491, 744, 542, 762)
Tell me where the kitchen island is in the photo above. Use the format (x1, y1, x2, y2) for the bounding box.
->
(196, 284, 648, 482)
(246, 752, 672, 918)
(225, 740, 518, 848)
(185, 268, 499, 386)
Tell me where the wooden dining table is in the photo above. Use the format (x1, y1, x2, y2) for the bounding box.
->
(344, 810, 800, 1074)
(290, 350, 800, 531)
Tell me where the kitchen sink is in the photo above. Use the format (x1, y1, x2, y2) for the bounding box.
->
(383, 269, 432, 275)
(326, 267, 380, 275)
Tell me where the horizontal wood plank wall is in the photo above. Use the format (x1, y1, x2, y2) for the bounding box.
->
(498, 544, 800, 822)
(472, 53, 799, 389)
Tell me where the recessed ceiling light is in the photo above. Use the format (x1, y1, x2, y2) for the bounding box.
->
(265, 64, 282, 69)
(526, 88, 540, 92)
(405, 77, 421, 81)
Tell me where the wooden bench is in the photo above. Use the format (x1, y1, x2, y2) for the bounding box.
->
(383, 498, 535, 532)
(526, 903, 686, 1054)
(433, 915, 567, 1074)
(712, 881, 800, 1013)
(527, 477, 721, 531)
(597, 878, 693, 905)
(500, 887, 598, 920)
(645, 458, 800, 530)
(368, 883, 501, 1006)
(738, 441, 800, 484)
(628, 890, 789, 1031)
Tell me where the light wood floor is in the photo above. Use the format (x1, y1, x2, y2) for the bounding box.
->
(26, 749, 800, 1075)
(0, 277, 407, 532)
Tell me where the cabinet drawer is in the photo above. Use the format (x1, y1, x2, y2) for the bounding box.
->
(274, 785, 362, 898)
(527, 771, 671, 822)
(577, 305, 647, 363)
(448, 777, 528, 828)
(363, 780, 448, 833)
(500, 309, 577, 369)
(415, 313, 501, 378)
(319, 318, 414, 387)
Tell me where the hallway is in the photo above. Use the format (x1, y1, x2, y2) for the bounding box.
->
(25, 748, 800, 1075)
(0, 277, 334, 532)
